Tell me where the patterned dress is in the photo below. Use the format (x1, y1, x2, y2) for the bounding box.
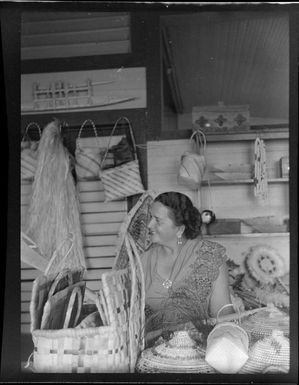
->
(141, 238, 227, 332)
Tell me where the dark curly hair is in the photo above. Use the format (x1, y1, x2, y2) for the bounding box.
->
(154, 192, 202, 239)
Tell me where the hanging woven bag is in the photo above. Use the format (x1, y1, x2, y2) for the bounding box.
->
(99, 117, 145, 202)
(75, 119, 104, 180)
(177, 129, 207, 190)
(21, 122, 42, 181)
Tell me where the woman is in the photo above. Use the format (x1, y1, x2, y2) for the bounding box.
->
(141, 191, 234, 342)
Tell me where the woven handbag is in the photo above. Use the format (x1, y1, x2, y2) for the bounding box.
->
(29, 268, 132, 373)
(21, 122, 42, 181)
(205, 304, 249, 374)
(99, 117, 145, 202)
(40, 281, 86, 330)
(29, 268, 85, 333)
(177, 129, 206, 190)
(75, 119, 114, 180)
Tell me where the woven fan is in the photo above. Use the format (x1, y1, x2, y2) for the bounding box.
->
(112, 191, 157, 372)
(114, 191, 156, 270)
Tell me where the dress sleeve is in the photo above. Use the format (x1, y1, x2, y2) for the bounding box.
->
(192, 240, 228, 288)
(208, 240, 227, 268)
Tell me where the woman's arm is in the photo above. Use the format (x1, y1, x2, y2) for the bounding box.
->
(208, 262, 234, 318)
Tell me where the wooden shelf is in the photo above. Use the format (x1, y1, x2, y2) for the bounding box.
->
(203, 232, 290, 239)
(203, 129, 289, 142)
(201, 178, 289, 186)
(160, 127, 289, 141)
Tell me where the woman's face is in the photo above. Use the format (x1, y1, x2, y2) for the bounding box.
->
(148, 201, 181, 246)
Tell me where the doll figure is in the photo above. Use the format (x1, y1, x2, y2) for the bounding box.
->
(201, 209, 216, 225)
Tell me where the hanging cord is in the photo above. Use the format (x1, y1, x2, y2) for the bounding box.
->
(254, 137, 268, 200)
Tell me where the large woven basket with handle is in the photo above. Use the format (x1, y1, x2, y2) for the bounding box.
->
(29, 268, 131, 373)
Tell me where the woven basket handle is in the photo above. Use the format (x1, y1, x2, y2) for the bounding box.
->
(216, 303, 239, 324)
(190, 128, 206, 155)
(47, 269, 73, 298)
(21, 122, 42, 142)
(95, 290, 109, 326)
(100, 116, 137, 168)
(63, 286, 83, 328)
(76, 119, 101, 149)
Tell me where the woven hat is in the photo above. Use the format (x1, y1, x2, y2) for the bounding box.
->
(239, 329, 290, 374)
(240, 305, 289, 343)
(136, 330, 216, 373)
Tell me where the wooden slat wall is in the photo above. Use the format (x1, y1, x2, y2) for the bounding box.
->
(147, 138, 289, 221)
(21, 177, 127, 334)
(206, 233, 290, 270)
(21, 12, 131, 60)
(147, 139, 199, 203)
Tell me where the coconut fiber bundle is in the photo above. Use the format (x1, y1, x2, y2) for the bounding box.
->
(25, 120, 86, 274)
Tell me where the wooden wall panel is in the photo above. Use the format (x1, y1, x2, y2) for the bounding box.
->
(147, 138, 289, 222)
(147, 139, 198, 203)
(21, 12, 131, 60)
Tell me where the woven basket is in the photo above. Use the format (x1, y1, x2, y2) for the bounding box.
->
(30, 268, 85, 333)
(240, 305, 289, 343)
(99, 117, 145, 201)
(75, 119, 103, 181)
(136, 330, 216, 373)
(21, 122, 42, 181)
(30, 268, 131, 373)
(239, 330, 290, 374)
